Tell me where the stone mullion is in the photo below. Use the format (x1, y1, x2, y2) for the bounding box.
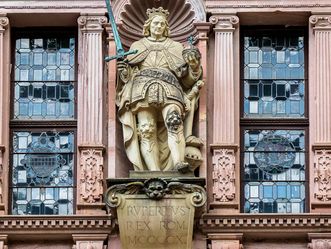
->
(209, 15, 239, 212)
(77, 14, 107, 214)
(309, 15, 331, 210)
(0, 16, 8, 215)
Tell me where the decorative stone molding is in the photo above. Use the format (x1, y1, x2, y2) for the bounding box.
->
(0, 216, 111, 235)
(309, 15, 331, 30)
(308, 233, 331, 249)
(209, 15, 239, 30)
(78, 146, 105, 205)
(208, 234, 243, 249)
(72, 234, 108, 249)
(201, 214, 331, 237)
(313, 149, 331, 202)
(0, 17, 8, 31)
(211, 147, 236, 203)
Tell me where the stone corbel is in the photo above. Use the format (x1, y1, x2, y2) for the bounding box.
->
(311, 145, 331, 209)
(77, 145, 106, 214)
(72, 234, 108, 249)
(308, 233, 331, 249)
(210, 145, 239, 211)
(209, 15, 239, 31)
(208, 233, 243, 249)
(77, 14, 108, 33)
(309, 15, 331, 31)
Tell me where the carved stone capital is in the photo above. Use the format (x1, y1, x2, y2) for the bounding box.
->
(0, 17, 9, 32)
(78, 15, 107, 32)
(194, 22, 212, 41)
(211, 147, 237, 203)
(313, 149, 331, 202)
(308, 233, 331, 249)
(72, 234, 108, 249)
(208, 233, 243, 249)
(310, 15, 331, 30)
(78, 146, 105, 205)
(209, 15, 239, 31)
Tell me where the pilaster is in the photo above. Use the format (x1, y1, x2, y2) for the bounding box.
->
(209, 15, 240, 213)
(0, 15, 8, 215)
(0, 235, 7, 249)
(77, 14, 107, 214)
(194, 22, 212, 178)
(208, 233, 243, 249)
(308, 233, 331, 249)
(72, 234, 108, 249)
(309, 14, 331, 211)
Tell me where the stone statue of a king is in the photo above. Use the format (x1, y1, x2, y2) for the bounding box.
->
(116, 7, 204, 173)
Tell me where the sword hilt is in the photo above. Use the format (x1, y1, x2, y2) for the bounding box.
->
(105, 49, 138, 62)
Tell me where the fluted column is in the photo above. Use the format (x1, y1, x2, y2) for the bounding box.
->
(0, 15, 9, 215)
(209, 15, 240, 212)
(309, 15, 331, 211)
(77, 14, 107, 214)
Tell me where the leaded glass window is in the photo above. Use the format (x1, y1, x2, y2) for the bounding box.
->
(241, 27, 307, 214)
(243, 31, 305, 117)
(14, 36, 75, 119)
(243, 130, 306, 213)
(10, 30, 76, 215)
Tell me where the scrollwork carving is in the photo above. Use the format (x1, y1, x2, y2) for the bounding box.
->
(0, 17, 9, 31)
(212, 148, 236, 202)
(308, 240, 331, 249)
(209, 15, 239, 29)
(310, 15, 331, 29)
(314, 150, 331, 201)
(78, 16, 108, 31)
(105, 178, 206, 208)
(79, 148, 104, 204)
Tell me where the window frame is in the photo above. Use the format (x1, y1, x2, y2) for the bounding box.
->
(9, 28, 78, 215)
(240, 26, 309, 213)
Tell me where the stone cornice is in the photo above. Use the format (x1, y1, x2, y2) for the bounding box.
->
(209, 15, 239, 31)
(310, 15, 331, 30)
(0, 216, 112, 235)
(78, 15, 107, 32)
(0, 1, 106, 10)
(200, 214, 331, 237)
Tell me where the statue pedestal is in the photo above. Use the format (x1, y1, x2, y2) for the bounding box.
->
(105, 176, 206, 249)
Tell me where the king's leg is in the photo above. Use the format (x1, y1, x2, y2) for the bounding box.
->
(162, 104, 188, 172)
(137, 109, 160, 171)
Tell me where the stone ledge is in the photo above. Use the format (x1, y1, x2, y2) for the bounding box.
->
(0, 215, 112, 235)
(200, 213, 331, 238)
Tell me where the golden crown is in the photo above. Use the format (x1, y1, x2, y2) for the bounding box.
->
(146, 7, 169, 19)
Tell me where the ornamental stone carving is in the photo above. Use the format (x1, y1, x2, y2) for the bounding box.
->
(310, 15, 331, 30)
(77, 15, 108, 31)
(209, 15, 239, 30)
(79, 148, 104, 204)
(314, 150, 331, 201)
(0, 17, 8, 31)
(212, 149, 236, 202)
(308, 240, 331, 249)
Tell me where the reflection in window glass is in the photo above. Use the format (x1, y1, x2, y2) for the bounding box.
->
(243, 130, 305, 213)
(14, 37, 75, 119)
(243, 33, 305, 117)
(11, 131, 74, 215)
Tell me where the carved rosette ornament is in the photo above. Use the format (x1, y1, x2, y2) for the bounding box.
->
(314, 150, 331, 201)
(212, 149, 236, 202)
(79, 148, 104, 204)
(0, 17, 9, 31)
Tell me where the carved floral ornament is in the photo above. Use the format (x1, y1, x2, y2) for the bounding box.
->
(212, 149, 236, 203)
(314, 150, 331, 201)
(209, 15, 239, 30)
(309, 15, 331, 30)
